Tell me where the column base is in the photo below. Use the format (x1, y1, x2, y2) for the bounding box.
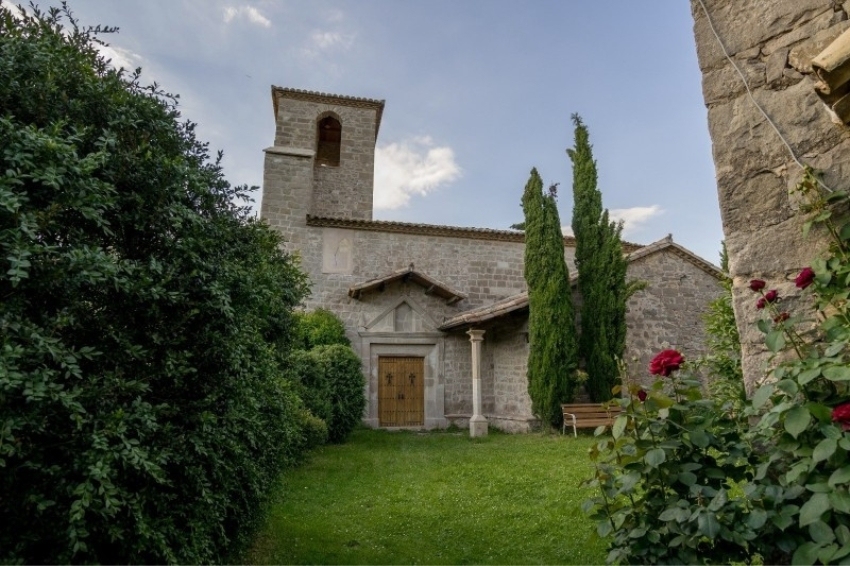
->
(469, 414, 488, 438)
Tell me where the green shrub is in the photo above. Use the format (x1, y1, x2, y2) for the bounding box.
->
(286, 349, 333, 424)
(312, 344, 367, 443)
(296, 408, 330, 450)
(584, 360, 761, 564)
(0, 5, 308, 563)
(294, 308, 350, 349)
(694, 243, 746, 415)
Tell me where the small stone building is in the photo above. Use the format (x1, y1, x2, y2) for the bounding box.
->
(261, 86, 725, 433)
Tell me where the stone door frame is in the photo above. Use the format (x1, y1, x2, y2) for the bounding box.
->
(358, 332, 446, 429)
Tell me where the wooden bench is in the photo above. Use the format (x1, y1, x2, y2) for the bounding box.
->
(561, 403, 623, 437)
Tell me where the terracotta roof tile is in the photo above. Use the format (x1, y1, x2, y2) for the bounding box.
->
(272, 86, 385, 137)
(307, 215, 643, 250)
(349, 264, 466, 304)
(439, 292, 529, 330)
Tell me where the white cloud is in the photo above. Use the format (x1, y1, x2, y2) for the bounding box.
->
(97, 43, 143, 72)
(374, 136, 461, 209)
(609, 205, 664, 236)
(0, 0, 24, 19)
(311, 30, 352, 49)
(561, 225, 574, 237)
(300, 30, 355, 59)
(223, 6, 271, 28)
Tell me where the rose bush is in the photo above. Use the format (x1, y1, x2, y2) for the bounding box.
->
(584, 352, 760, 564)
(586, 168, 850, 564)
(648, 348, 685, 376)
(795, 267, 815, 289)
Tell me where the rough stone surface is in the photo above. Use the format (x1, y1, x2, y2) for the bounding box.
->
(624, 249, 722, 385)
(691, 0, 850, 390)
(272, 92, 377, 221)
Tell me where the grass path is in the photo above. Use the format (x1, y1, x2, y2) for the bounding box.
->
(247, 428, 606, 565)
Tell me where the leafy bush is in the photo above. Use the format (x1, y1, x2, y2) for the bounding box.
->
(286, 348, 333, 424)
(295, 407, 330, 451)
(585, 169, 850, 564)
(585, 361, 764, 564)
(313, 344, 367, 443)
(694, 242, 746, 415)
(287, 310, 364, 444)
(0, 5, 308, 563)
(294, 308, 350, 349)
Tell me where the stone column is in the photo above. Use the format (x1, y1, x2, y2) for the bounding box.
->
(467, 329, 488, 437)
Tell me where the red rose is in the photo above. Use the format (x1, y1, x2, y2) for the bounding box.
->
(774, 312, 790, 323)
(756, 298, 766, 310)
(749, 279, 766, 291)
(796, 267, 815, 289)
(649, 349, 685, 377)
(637, 389, 648, 402)
(764, 289, 779, 303)
(832, 402, 850, 431)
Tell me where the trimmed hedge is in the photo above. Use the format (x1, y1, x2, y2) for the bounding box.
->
(287, 344, 366, 445)
(313, 344, 367, 443)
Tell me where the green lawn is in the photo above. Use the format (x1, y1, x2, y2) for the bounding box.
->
(247, 428, 606, 565)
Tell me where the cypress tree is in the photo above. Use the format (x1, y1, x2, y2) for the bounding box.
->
(568, 115, 630, 402)
(522, 168, 579, 428)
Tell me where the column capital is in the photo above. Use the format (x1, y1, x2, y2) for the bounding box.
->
(466, 328, 485, 342)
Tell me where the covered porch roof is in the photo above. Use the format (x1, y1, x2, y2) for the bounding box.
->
(348, 264, 467, 305)
(439, 292, 529, 331)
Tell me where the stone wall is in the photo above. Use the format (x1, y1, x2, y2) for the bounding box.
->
(261, 149, 312, 254)
(296, 224, 577, 319)
(623, 245, 724, 385)
(690, 0, 850, 389)
(489, 320, 536, 432)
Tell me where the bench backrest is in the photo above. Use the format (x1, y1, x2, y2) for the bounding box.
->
(561, 403, 622, 420)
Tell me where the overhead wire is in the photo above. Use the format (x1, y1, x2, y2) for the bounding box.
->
(694, 0, 835, 193)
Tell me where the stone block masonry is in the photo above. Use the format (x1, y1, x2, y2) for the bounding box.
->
(691, 0, 850, 390)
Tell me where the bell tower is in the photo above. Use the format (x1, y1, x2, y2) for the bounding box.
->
(261, 87, 384, 250)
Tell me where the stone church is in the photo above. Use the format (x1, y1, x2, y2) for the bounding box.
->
(260, 86, 725, 434)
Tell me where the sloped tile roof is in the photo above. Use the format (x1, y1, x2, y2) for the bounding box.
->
(349, 264, 466, 304)
(439, 292, 529, 330)
(307, 215, 644, 251)
(272, 87, 386, 138)
(626, 234, 724, 279)
(439, 235, 723, 331)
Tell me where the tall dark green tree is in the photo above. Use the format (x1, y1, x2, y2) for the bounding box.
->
(568, 115, 630, 402)
(522, 169, 579, 428)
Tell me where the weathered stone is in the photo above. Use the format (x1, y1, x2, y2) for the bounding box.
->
(762, 10, 837, 56)
(701, 59, 767, 104)
(692, 0, 830, 71)
(692, 0, 850, 390)
(767, 48, 789, 85)
(788, 20, 850, 73)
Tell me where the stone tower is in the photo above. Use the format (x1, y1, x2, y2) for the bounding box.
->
(260, 87, 385, 251)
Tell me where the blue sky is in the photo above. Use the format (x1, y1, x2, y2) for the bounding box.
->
(15, 1, 724, 263)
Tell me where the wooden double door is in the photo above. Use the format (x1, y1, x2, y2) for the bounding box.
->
(378, 356, 425, 427)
